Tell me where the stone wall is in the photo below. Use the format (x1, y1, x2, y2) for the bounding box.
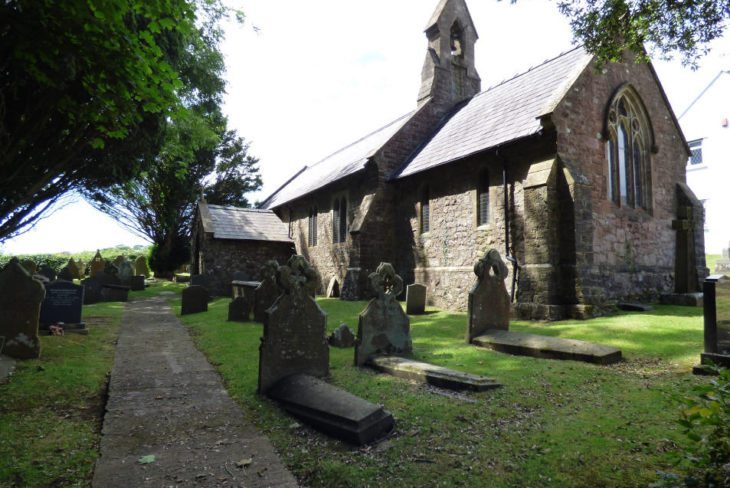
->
(552, 53, 701, 307)
(197, 237, 294, 296)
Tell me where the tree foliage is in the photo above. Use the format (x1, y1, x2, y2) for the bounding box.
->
(554, 0, 729, 67)
(0, 0, 213, 241)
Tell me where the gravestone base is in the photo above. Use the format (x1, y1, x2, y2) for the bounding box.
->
(368, 356, 501, 391)
(472, 329, 622, 365)
(267, 374, 394, 445)
(660, 293, 703, 307)
(228, 297, 250, 322)
(101, 285, 130, 302)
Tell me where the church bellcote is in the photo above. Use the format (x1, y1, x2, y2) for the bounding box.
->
(418, 0, 481, 108)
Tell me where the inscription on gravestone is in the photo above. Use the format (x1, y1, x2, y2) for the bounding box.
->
(355, 263, 412, 367)
(467, 249, 511, 343)
(40, 281, 84, 327)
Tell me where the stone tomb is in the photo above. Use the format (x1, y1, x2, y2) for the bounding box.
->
(254, 261, 280, 323)
(129, 275, 145, 291)
(39, 280, 87, 334)
(356, 263, 500, 391)
(355, 263, 412, 367)
(0, 259, 45, 359)
(466, 249, 511, 343)
(405, 283, 427, 315)
(227, 296, 250, 322)
(101, 284, 130, 303)
(181, 285, 208, 315)
(260, 255, 393, 445)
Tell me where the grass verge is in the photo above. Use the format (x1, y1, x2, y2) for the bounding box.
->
(0, 300, 125, 487)
(175, 296, 708, 487)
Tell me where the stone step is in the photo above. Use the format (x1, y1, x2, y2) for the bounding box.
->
(368, 356, 501, 391)
(472, 329, 622, 365)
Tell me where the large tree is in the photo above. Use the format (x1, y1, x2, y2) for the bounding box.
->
(0, 0, 231, 241)
(554, 0, 729, 67)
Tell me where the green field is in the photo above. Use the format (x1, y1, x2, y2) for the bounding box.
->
(176, 295, 708, 487)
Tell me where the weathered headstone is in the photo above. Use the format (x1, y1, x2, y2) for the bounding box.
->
(181, 285, 208, 315)
(466, 249, 511, 343)
(0, 259, 45, 359)
(227, 296, 250, 322)
(258, 255, 327, 393)
(328, 323, 356, 348)
(354, 262, 412, 367)
(253, 260, 280, 323)
(82, 277, 103, 304)
(57, 266, 75, 282)
(134, 256, 151, 278)
(20, 259, 37, 275)
(117, 259, 135, 285)
(326, 277, 340, 298)
(38, 265, 57, 282)
(129, 275, 145, 291)
(40, 280, 84, 328)
(89, 251, 105, 277)
(66, 258, 81, 280)
(406, 283, 427, 315)
(113, 255, 126, 268)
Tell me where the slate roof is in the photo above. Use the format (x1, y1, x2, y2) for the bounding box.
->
(200, 203, 292, 242)
(262, 111, 415, 209)
(394, 46, 592, 179)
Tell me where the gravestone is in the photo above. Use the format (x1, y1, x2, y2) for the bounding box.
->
(82, 277, 103, 305)
(406, 283, 427, 315)
(38, 265, 57, 282)
(328, 323, 356, 348)
(354, 262, 412, 367)
(101, 284, 130, 302)
(466, 249, 511, 343)
(0, 259, 45, 359)
(57, 266, 75, 282)
(113, 255, 126, 268)
(258, 255, 327, 393)
(696, 274, 730, 372)
(326, 277, 340, 298)
(716, 245, 730, 275)
(39, 280, 84, 328)
(129, 275, 145, 291)
(254, 260, 281, 323)
(181, 285, 208, 315)
(117, 259, 135, 285)
(20, 259, 37, 275)
(66, 258, 81, 280)
(89, 251, 105, 277)
(228, 296, 250, 322)
(134, 256, 150, 278)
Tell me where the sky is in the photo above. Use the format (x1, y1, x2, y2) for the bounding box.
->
(1, 0, 728, 255)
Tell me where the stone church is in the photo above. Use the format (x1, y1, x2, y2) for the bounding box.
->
(261, 0, 706, 319)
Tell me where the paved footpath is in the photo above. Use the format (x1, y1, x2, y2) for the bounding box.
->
(93, 295, 298, 487)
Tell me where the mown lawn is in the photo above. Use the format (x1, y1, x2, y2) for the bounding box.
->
(176, 296, 709, 488)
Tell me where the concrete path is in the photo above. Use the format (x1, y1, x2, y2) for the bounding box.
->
(93, 295, 298, 487)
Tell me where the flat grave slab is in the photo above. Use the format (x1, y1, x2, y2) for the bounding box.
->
(617, 302, 653, 312)
(267, 374, 394, 445)
(368, 356, 501, 391)
(472, 329, 622, 365)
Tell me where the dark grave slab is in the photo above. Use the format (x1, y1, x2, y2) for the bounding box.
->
(0, 259, 45, 359)
(472, 329, 622, 365)
(355, 263, 412, 367)
(82, 277, 103, 304)
(227, 296, 249, 322)
(618, 302, 654, 312)
(101, 284, 130, 303)
(254, 261, 281, 322)
(329, 323, 356, 348)
(406, 283, 427, 315)
(181, 285, 208, 315)
(660, 292, 703, 307)
(368, 356, 501, 391)
(467, 249, 511, 343)
(267, 374, 394, 445)
(40, 280, 84, 328)
(129, 275, 145, 291)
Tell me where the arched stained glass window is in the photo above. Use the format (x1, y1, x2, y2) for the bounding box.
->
(605, 87, 652, 210)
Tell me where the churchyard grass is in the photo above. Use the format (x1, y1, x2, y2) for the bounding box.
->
(177, 296, 707, 487)
(0, 301, 124, 487)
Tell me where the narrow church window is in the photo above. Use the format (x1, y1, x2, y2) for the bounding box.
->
(308, 207, 318, 246)
(605, 87, 652, 210)
(339, 197, 347, 243)
(477, 172, 489, 226)
(688, 139, 703, 165)
(332, 197, 347, 244)
(420, 187, 430, 234)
